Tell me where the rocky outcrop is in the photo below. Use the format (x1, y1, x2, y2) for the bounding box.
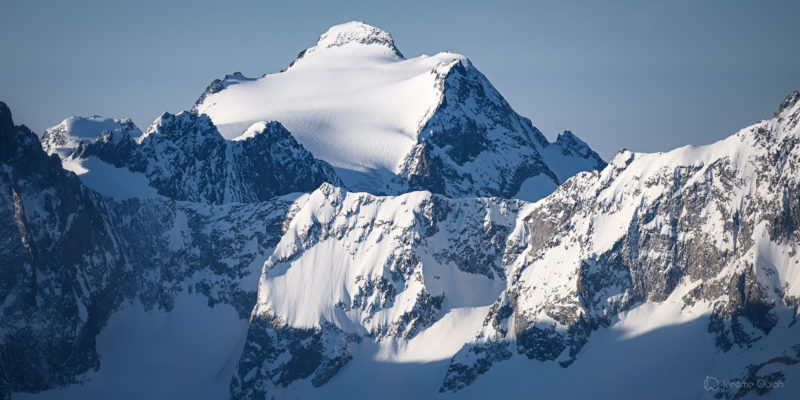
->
(58, 111, 341, 204)
(399, 59, 605, 199)
(230, 316, 358, 400)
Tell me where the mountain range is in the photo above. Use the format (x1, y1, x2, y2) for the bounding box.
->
(1, 22, 798, 400)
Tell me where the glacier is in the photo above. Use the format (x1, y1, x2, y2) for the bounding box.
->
(194, 21, 605, 200)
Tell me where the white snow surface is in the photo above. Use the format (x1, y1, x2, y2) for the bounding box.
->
(375, 305, 492, 363)
(194, 22, 465, 189)
(455, 306, 800, 400)
(61, 156, 162, 200)
(300, 304, 800, 400)
(253, 184, 514, 365)
(16, 294, 247, 400)
(194, 22, 605, 199)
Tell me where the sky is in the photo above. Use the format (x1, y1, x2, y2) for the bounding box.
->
(1, 0, 799, 160)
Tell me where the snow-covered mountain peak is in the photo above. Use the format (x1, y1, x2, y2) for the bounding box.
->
(769, 89, 800, 141)
(4, 81, 800, 398)
(194, 44, 464, 190)
(588, 90, 799, 195)
(289, 21, 404, 68)
(194, 23, 605, 200)
(41, 115, 141, 156)
(37, 106, 342, 203)
(317, 21, 398, 52)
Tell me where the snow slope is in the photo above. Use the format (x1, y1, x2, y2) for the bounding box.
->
(61, 156, 162, 200)
(194, 21, 605, 198)
(231, 184, 521, 398)
(194, 22, 456, 177)
(303, 301, 800, 400)
(15, 294, 247, 400)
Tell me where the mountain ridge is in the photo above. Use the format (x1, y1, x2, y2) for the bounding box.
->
(42, 111, 341, 204)
(194, 21, 605, 200)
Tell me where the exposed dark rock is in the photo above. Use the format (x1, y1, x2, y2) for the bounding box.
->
(230, 316, 357, 400)
(76, 112, 342, 204)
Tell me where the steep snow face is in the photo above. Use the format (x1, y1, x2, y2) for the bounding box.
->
(47, 112, 341, 203)
(41, 116, 140, 157)
(194, 21, 604, 199)
(194, 22, 458, 193)
(231, 184, 522, 398)
(255, 185, 517, 329)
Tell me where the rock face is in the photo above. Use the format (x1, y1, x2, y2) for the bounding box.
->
(0, 102, 129, 395)
(0, 102, 295, 397)
(194, 21, 605, 200)
(49, 111, 341, 204)
(440, 90, 800, 393)
(399, 59, 605, 198)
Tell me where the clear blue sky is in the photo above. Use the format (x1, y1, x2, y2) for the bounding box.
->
(2, 0, 798, 159)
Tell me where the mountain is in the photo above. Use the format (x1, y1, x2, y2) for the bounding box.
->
(193, 21, 605, 200)
(440, 90, 800, 397)
(0, 102, 130, 396)
(0, 102, 298, 398)
(2, 21, 799, 400)
(41, 115, 141, 158)
(229, 91, 800, 399)
(42, 111, 341, 204)
(229, 183, 520, 399)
